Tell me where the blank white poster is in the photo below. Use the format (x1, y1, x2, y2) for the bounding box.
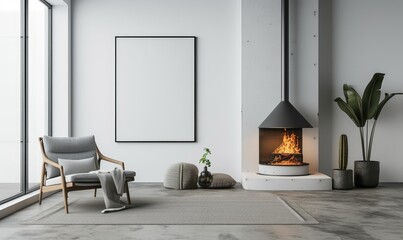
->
(115, 37, 196, 142)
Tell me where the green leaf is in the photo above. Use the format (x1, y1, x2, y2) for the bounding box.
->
(334, 97, 363, 127)
(343, 84, 365, 126)
(200, 147, 212, 167)
(374, 93, 403, 120)
(362, 73, 384, 119)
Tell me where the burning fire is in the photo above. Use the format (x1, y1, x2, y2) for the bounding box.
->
(271, 155, 302, 165)
(271, 129, 303, 165)
(273, 130, 301, 154)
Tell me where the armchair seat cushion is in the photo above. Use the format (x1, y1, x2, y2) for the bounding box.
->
(45, 171, 136, 186)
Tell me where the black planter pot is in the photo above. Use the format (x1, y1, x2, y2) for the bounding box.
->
(332, 169, 353, 190)
(354, 160, 379, 188)
(198, 166, 213, 188)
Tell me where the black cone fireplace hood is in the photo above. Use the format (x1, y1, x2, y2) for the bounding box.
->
(259, 0, 312, 129)
(259, 100, 312, 128)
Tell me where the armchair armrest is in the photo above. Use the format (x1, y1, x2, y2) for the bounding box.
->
(96, 146, 126, 170)
(43, 156, 61, 169)
(41, 155, 68, 185)
(39, 137, 67, 180)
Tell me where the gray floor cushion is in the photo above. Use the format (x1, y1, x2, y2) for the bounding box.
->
(164, 162, 199, 190)
(209, 173, 236, 188)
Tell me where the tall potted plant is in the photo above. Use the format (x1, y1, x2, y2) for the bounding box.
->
(334, 73, 402, 187)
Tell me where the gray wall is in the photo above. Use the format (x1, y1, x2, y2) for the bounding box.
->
(319, 0, 403, 182)
(242, 0, 319, 173)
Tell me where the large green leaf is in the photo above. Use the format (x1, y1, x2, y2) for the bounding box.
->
(334, 97, 363, 127)
(374, 93, 403, 120)
(343, 84, 365, 126)
(362, 73, 384, 119)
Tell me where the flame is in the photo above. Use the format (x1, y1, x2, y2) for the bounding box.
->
(271, 155, 303, 165)
(273, 129, 301, 154)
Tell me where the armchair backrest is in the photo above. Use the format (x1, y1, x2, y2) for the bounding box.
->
(42, 135, 99, 179)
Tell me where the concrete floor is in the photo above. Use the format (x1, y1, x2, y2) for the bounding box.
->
(0, 183, 403, 240)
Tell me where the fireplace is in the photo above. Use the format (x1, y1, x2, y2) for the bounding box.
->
(242, 0, 333, 190)
(257, 0, 311, 176)
(259, 128, 309, 176)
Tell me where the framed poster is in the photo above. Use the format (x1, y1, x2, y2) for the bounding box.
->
(115, 36, 196, 142)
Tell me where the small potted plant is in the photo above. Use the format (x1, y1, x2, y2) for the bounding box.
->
(198, 147, 213, 188)
(334, 73, 402, 187)
(332, 134, 353, 190)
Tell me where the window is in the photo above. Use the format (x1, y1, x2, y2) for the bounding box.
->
(28, 0, 51, 191)
(0, 0, 51, 204)
(0, 0, 22, 202)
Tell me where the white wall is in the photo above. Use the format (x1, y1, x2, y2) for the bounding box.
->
(242, 0, 319, 173)
(71, 0, 403, 183)
(242, 0, 281, 173)
(51, 0, 71, 137)
(320, 0, 403, 182)
(72, 0, 242, 182)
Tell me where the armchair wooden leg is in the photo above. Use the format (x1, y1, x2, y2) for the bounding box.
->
(94, 188, 97, 197)
(38, 186, 43, 205)
(62, 187, 69, 214)
(125, 182, 131, 205)
(39, 163, 46, 205)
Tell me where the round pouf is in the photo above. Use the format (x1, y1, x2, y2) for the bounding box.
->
(164, 162, 199, 190)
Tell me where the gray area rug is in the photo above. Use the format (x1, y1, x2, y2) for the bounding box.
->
(24, 190, 317, 225)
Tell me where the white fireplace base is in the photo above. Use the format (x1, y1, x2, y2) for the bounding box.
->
(258, 163, 309, 176)
(242, 172, 332, 190)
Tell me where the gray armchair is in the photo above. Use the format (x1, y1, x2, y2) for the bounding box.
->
(38, 135, 135, 213)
